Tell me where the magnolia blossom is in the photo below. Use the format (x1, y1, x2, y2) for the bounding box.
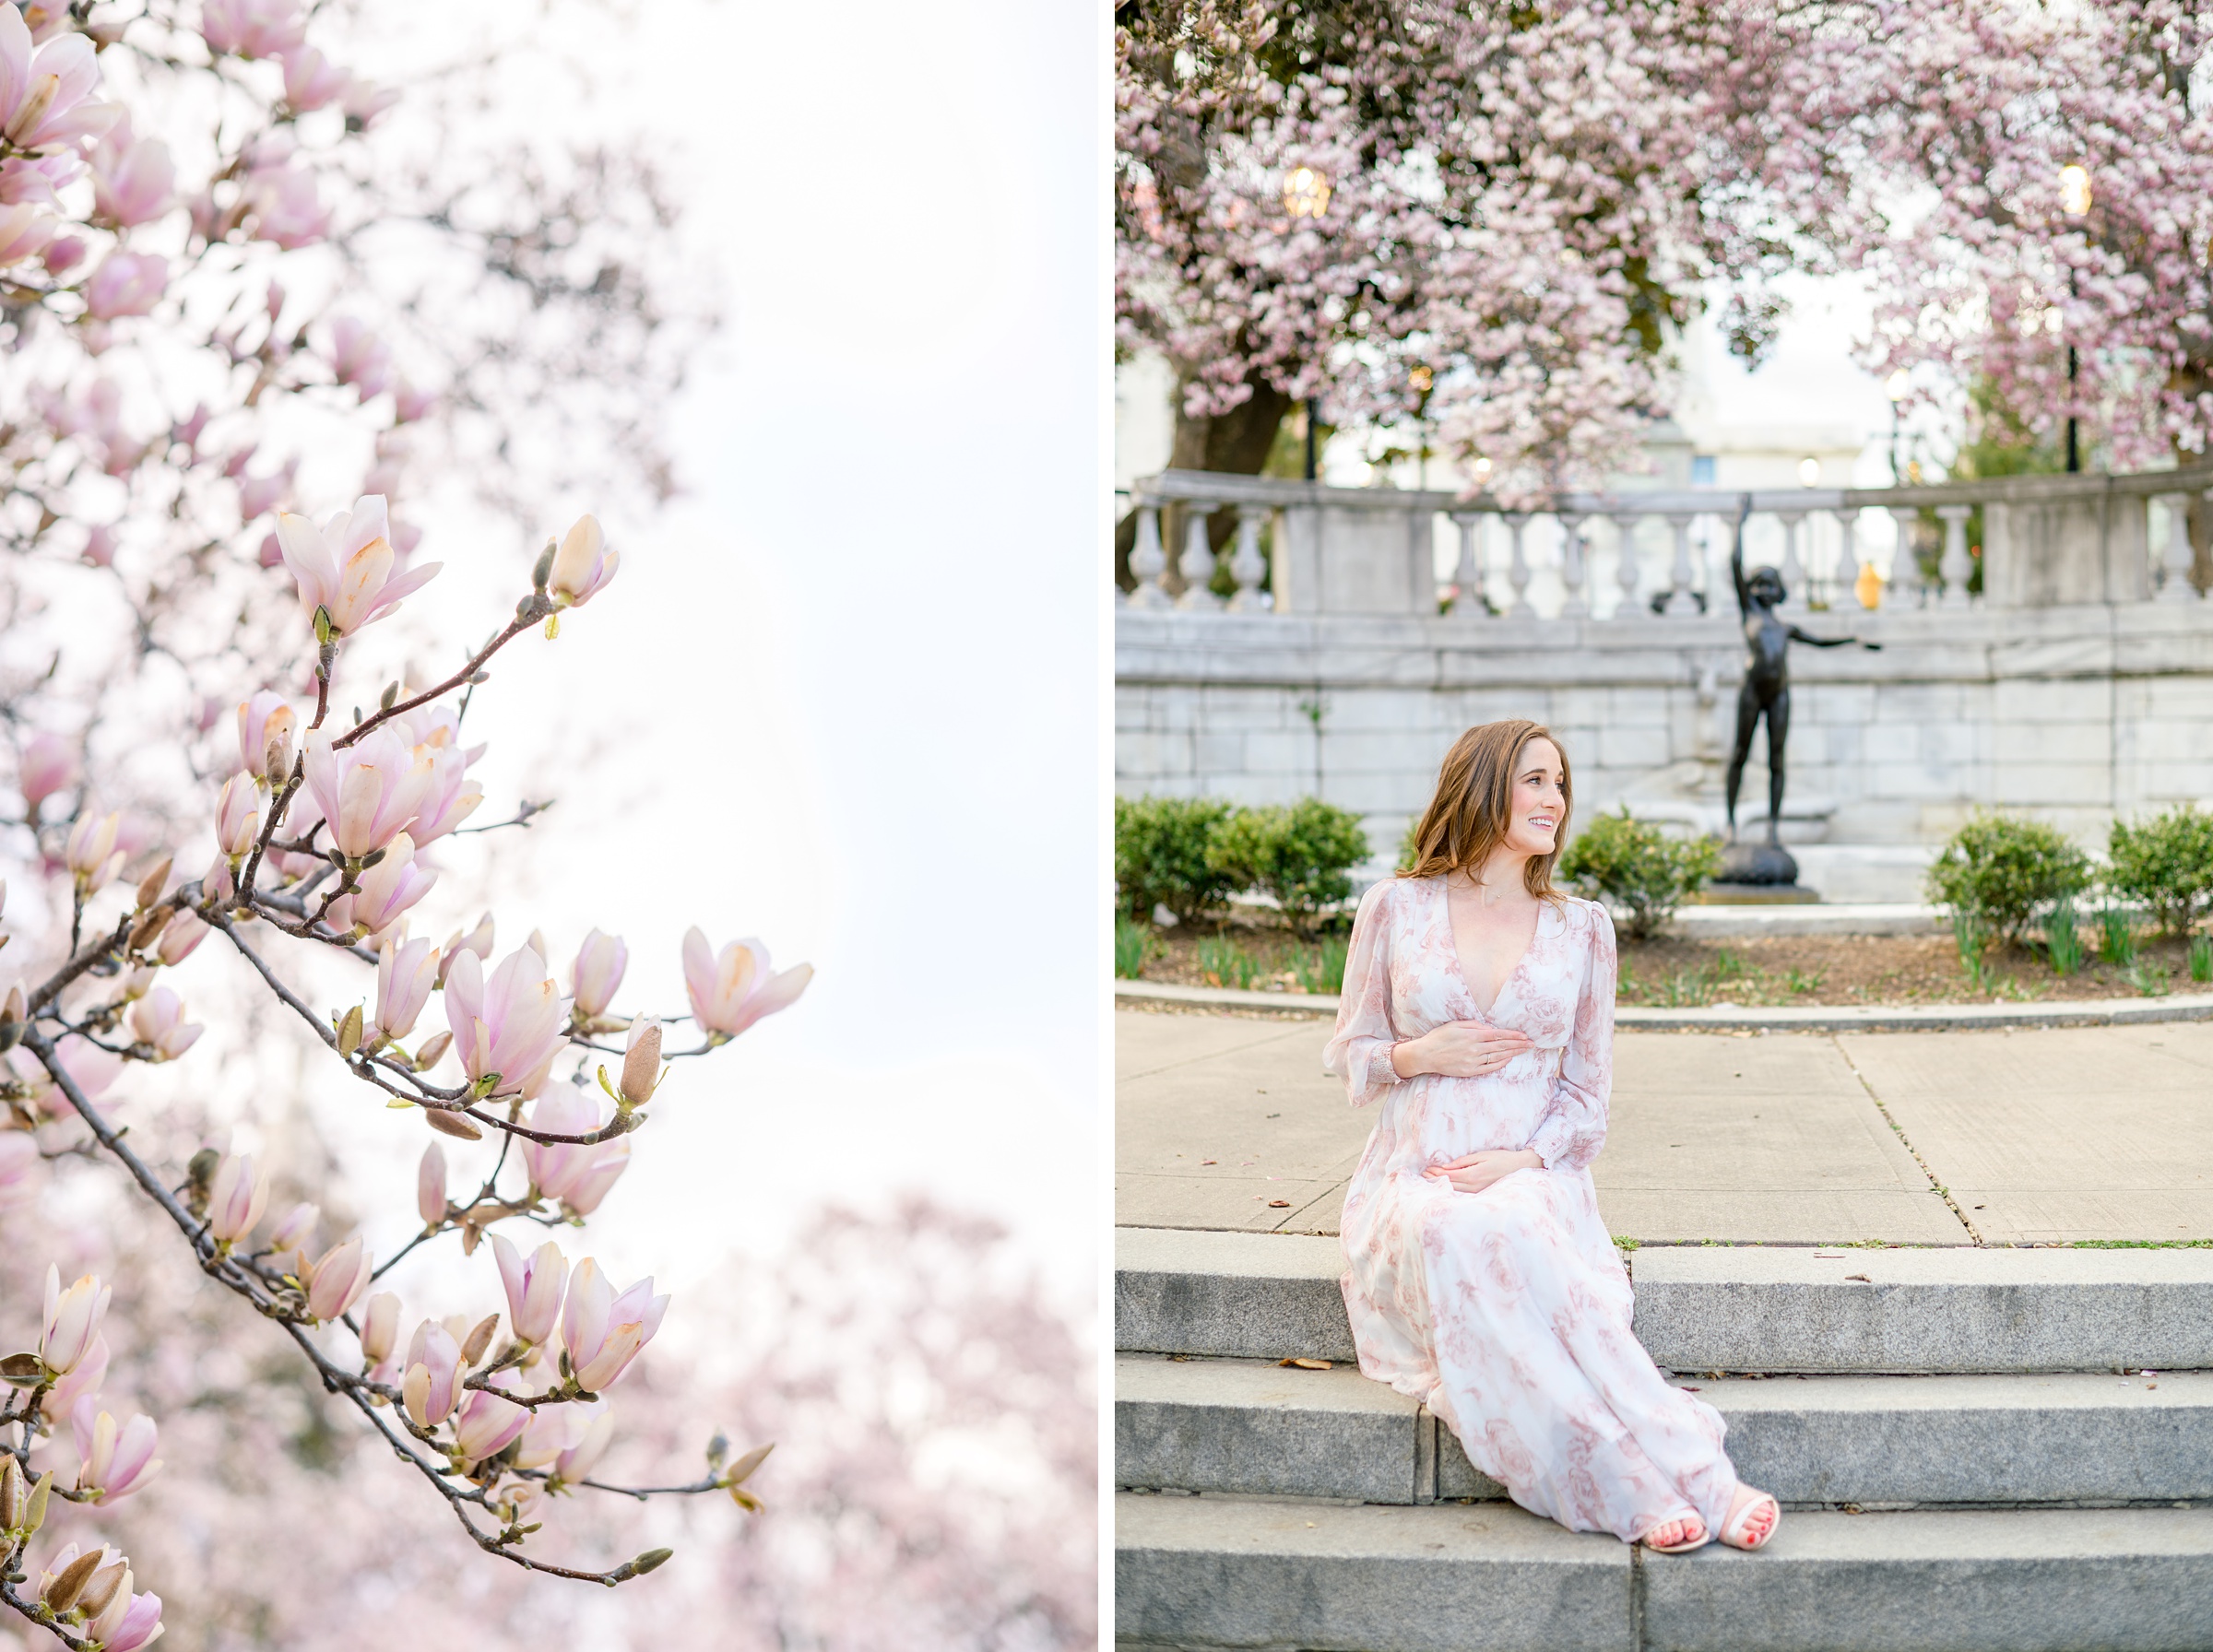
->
(302, 1235, 371, 1321)
(343, 76, 398, 127)
(682, 927, 813, 1041)
(331, 830, 435, 937)
(243, 159, 329, 248)
(0, 1129, 39, 1210)
(519, 1086, 630, 1214)
(375, 932, 440, 1043)
(402, 1320, 463, 1427)
(215, 771, 259, 857)
(23, 1033, 124, 1107)
(64, 808, 122, 891)
(0, 149, 79, 208)
(0, 199, 54, 264)
(35, 1541, 115, 1610)
(416, 1141, 446, 1228)
(89, 113, 172, 228)
(207, 1150, 269, 1245)
(549, 1398, 613, 1485)
(561, 1259, 668, 1392)
(511, 1404, 575, 1471)
(266, 1199, 317, 1278)
(200, 0, 303, 57)
(91, 1588, 164, 1652)
(360, 1291, 401, 1380)
(279, 43, 346, 110)
(18, 730, 77, 809)
(84, 252, 168, 320)
(41, 1265, 110, 1375)
(72, 1398, 162, 1502)
(491, 1233, 568, 1347)
(0, 11, 116, 150)
(450, 1388, 528, 1467)
(237, 690, 296, 783)
(46, 1331, 107, 1416)
(155, 909, 209, 964)
(570, 928, 627, 1020)
(275, 494, 440, 636)
(328, 315, 392, 397)
(303, 726, 433, 859)
(548, 513, 618, 608)
(444, 945, 570, 1100)
(127, 988, 202, 1061)
(408, 745, 482, 844)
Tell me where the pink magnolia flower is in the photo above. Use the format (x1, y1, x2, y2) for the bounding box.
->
(444, 945, 569, 1101)
(266, 1199, 317, 1278)
(155, 909, 209, 964)
(330, 830, 435, 937)
(549, 1398, 612, 1485)
(236, 457, 297, 521)
(215, 772, 259, 857)
(682, 928, 812, 1041)
(40, 231, 79, 276)
(361, 1291, 401, 1379)
(0, 149, 78, 207)
(0, 12, 117, 150)
(408, 745, 481, 844)
(402, 1320, 463, 1426)
(81, 524, 115, 567)
(393, 380, 436, 422)
(243, 159, 327, 248)
(279, 43, 346, 110)
(30, 1033, 122, 1106)
(41, 1265, 110, 1375)
(327, 315, 391, 398)
(207, 1150, 269, 1245)
(569, 929, 627, 1020)
(89, 114, 172, 228)
(548, 514, 618, 608)
(46, 1331, 106, 1416)
(276, 494, 439, 636)
(491, 1233, 567, 1347)
(342, 77, 397, 127)
(450, 1387, 527, 1467)
(518, 1087, 629, 1214)
(302, 726, 432, 859)
(72, 1398, 161, 1502)
(0, 200, 54, 265)
(511, 1405, 574, 1471)
(200, 0, 302, 57)
(237, 690, 296, 783)
(84, 252, 167, 320)
(64, 808, 123, 891)
(0, 1129, 40, 1210)
(127, 988, 202, 1061)
(560, 1259, 668, 1392)
(302, 1235, 371, 1321)
(89, 1585, 163, 1652)
(375, 933, 440, 1044)
(35, 1541, 110, 1606)
(416, 1141, 445, 1227)
(18, 730, 77, 809)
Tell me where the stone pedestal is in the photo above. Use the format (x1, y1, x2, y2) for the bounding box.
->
(1718, 839, 1801, 886)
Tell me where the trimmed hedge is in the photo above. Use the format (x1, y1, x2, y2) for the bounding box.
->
(1924, 812, 2089, 944)
(2106, 804, 2213, 937)
(1114, 795, 1237, 923)
(1114, 794, 1370, 934)
(1556, 809, 1720, 940)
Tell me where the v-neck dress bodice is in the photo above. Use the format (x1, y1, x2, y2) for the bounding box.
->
(1321, 876, 1740, 1544)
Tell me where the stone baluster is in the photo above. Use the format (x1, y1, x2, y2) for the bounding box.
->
(1830, 508, 1865, 608)
(1556, 512, 1589, 618)
(1935, 503, 1974, 608)
(1662, 513, 1698, 617)
(1225, 512, 1272, 612)
(1886, 507, 1923, 607)
(1176, 504, 1222, 610)
(1611, 513, 1643, 618)
(1501, 513, 1534, 617)
(1775, 510, 1808, 611)
(2158, 492, 2203, 603)
(1128, 503, 1172, 609)
(1448, 513, 1487, 618)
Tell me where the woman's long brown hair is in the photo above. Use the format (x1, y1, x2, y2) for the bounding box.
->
(1400, 719, 1572, 902)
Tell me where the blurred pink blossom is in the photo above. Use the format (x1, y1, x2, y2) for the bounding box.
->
(19, 729, 77, 809)
(82, 523, 116, 566)
(90, 113, 173, 228)
(0, 200, 55, 264)
(547, 1398, 611, 1485)
(64, 808, 123, 891)
(328, 315, 392, 398)
(279, 43, 346, 111)
(0, 1128, 40, 1210)
(0, 12, 118, 150)
(207, 1150, 268, 1245)
(46, 1330, 106, 1416)
(128, 988, 202, 1061)
(0, 150, 80, 207)
(444, 945, 569, 1101)
(341, 77, 397, 127)
(200, 0, 302, 59)
(243, 159, 328, 247)
(237, 457, 297, 522)
(85, 251, 168, 320)
(276, 494, 439, 636)
(681, 927, 811, 1042)
(73, 1399, 162, 1502)
(559, 1258, 667, 1392)
(40, 230, 81, 274)
(156, 909, 209, 964)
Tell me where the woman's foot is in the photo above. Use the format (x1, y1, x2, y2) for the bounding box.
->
(1639, 1511, 1709, 1553)
(1718, 1485, 1780, 1551)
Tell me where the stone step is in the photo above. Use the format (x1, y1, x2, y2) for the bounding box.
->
(1116, 1493, 2213, 1651)
(1116, 1227, 2213, 1373)
(1117, 1354, 2213, 1508)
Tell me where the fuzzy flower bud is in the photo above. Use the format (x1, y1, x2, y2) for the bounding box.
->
(620, 1018, 662, 1107)
(303, 1235, 372, 1321)
(128, 987, 203, 1061)
(206, 1150, 269, 1245)
(401, 1320, 462, 1426)
(570, 929, 627, 1020)
(72, 1398, 161, 1502)
(41, 1266, 110, 1376)
(560, 1258, 668, 1392)
(681, 928, 812, 1042)
(491, 1233, 567, 1348)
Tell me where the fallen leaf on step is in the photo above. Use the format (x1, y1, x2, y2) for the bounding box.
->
(1269, 1198, 1291, 1208)
(1844, 1274, 1872, 1282)
(1280, 1358, 1332, 1370)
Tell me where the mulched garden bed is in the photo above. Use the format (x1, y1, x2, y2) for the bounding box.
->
(1124, 914, 2213, 1007)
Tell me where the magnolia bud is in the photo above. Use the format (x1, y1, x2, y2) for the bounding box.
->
(75, 1556, 128, 1619)
(266, 724, 294, 785)
(42, 1546, 103, 1611)
(336, 1004, 364, 1056)
(460, 1313, 500, 1367)
(425, 1107, 482, 1141)
(134, 856, 172, 911)
(417, 1143, 446, 1228)
(0, 1453, 22, 1528)
(412, 1030, 453, 1071)
(0, 982, 25, 1053)
(23, 1469, 50, 1535)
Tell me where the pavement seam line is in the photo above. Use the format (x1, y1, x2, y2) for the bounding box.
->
(1114, 1022, 1316, 1084)
(1831, 1032, 1983, 1245)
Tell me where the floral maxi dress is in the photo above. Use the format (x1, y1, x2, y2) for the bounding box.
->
(1321, 877, 1741, 1543)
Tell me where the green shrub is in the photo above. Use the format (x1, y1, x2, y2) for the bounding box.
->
(2106, 805, 2213, 937)
(1114, 916, 1156, 980)
(1208, 798, 1371, 938)
(1924, 813, 2089, 945)
(1556, 809, 1721, 941)
(1115, 795, 1237, 923)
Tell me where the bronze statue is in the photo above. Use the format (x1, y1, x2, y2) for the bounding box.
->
(1721, 497, 1881, 884)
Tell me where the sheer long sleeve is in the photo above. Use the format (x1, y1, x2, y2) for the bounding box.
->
(1526, 902, 1615, 1170)
(1322, 880, 1402, 1109)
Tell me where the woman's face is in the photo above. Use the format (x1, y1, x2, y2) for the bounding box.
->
(1501, 738, 1566, 859)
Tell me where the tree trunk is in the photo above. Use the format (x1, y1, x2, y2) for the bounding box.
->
(1116, 373, 1295, 592)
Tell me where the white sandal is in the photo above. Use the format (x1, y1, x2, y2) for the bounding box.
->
(1718, 1489, 1780, 1552)
(1639, 1510, 1711, 1554)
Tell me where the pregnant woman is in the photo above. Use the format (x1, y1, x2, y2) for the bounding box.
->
(1323, 718, 1778, 1554)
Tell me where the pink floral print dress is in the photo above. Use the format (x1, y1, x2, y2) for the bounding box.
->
(1322, 876, 1741, 1544)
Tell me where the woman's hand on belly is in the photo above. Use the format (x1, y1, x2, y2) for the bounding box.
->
(1391, 1021, 1533, 1080)
(1423, 1148, 1544, 1195)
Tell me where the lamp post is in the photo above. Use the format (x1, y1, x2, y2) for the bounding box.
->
(1284, 166, 1332, 485)
(2060, 163, 2092, 473)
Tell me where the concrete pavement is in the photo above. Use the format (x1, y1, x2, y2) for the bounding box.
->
(1114, 1009, 2213, 1243)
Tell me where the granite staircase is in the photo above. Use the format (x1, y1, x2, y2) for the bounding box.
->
(1115, 1228, 2213, 1652)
